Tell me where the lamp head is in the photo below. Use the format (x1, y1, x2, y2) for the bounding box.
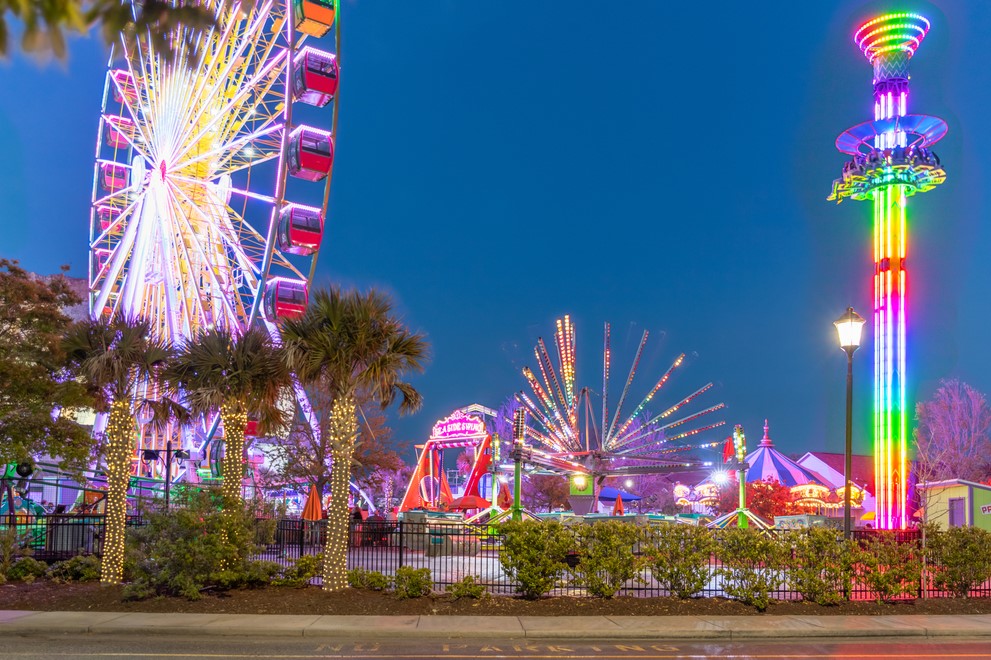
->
(834, 306, 866, 353)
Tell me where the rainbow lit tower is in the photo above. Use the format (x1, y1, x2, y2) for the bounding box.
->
(829, 13, 947, 529)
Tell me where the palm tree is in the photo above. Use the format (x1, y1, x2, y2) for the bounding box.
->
(282, 287, 428, 591)
(167, 326, 291, 504)
(62, 315, 173, 585)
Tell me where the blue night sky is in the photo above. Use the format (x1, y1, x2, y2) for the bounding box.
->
(2, 1, 990, 462)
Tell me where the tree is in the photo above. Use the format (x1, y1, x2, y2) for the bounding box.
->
(521, 474, 569, 512)
(351, 402, 406, 503)
(0, 260, 90, 471)
(2, 0, 220, 61)
(715, 477, 800, 522)
(915, 379, 991, 484)
(166, 326, 290, 505)
(262, 392, 406, 511)
(282, 287, 428, 591)
(62, 315, 172, 584)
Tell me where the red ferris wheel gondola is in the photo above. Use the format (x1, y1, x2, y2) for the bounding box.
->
(287, 126, 334, 182)
(264, 277, 309, 321)
(293, 47, 338, 107)
(278, 204, 324, 255)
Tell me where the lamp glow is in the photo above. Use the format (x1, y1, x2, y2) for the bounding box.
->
(834, 307, 866, 351)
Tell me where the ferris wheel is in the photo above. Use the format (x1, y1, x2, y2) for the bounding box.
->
(88, 0, 341, 478)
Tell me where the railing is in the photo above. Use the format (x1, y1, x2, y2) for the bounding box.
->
(6, 515, 989, 600)
(0, 514, 146, 562)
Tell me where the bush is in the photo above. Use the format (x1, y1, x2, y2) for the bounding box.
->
(927, 527, 991, 598)
(447, 575, 487, 600)
(124, 489, 271, 600)
(716, 528, 787, 611)
(499, 520, 573, 599)
(393, 566, 431, 599)
(0, 527, 32, 584)
(785, 528, 855, 605)
(8, 557, 47, 583)
(274, 554, 321, 588)
(854, 531, 922, 603)
(645, 523, 715, 599)
(48, 554, 102, 583)
(576, 521, 642, 598)
(347, 568, 390, 591)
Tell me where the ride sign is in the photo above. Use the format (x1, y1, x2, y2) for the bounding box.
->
(431, 411, 486, 441)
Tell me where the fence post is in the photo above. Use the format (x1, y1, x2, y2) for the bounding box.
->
(398, 520, 404, 568)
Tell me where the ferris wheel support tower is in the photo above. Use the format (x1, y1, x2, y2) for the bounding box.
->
(828, 12, 947, 529)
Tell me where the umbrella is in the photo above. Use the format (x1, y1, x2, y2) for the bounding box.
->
(597, 486, 641, 502)
(301, 484, 324, 521)
(448, 494, 491, 510)
(496, 481, 513, 509)
(612, 494, 624, 516)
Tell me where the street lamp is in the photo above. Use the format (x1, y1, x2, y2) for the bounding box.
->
(142, 442, 190, 510)
(834, 306, 866, 539)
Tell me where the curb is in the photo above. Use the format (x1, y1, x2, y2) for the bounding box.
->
(4, 612, 991, 640)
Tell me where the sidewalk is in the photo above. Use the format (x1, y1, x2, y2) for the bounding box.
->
(3, 610, 991, 640)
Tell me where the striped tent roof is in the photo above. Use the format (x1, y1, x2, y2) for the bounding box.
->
(745, 421, 825, 488)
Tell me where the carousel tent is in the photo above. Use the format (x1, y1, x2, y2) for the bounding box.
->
(744, 421, 825, 488)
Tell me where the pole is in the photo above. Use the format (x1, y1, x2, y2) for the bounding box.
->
(165, 439, 173, 510)
(844, 349, 854, 539)
(511, 442, 522, 522)
(737, 464, 747, 529)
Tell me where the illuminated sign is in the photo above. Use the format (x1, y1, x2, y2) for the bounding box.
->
(430, 410, 485, 440)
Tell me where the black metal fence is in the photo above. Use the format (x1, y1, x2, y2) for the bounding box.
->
(5, 515, 990, 600)
(1, 514, 146, 562)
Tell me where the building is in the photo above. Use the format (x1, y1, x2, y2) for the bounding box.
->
(917, 480, 991, 531)
(797, 451, 876, 528)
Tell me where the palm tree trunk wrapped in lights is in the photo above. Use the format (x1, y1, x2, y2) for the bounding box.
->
(101, 401, 136, 584)
(323, 395, 357, 591)
(62, 315, 174, 586)
(220, 402, 249, 504)
(282, 287, 428, 592)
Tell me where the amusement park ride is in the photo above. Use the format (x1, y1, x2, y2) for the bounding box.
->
(88, 0, 342, 489)
(514, 316, 727, 494)
(829, 13, 947, 529)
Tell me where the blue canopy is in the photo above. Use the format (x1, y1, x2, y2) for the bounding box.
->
(597, 487, 641, 502)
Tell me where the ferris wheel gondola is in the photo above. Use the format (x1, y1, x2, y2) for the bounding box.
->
(88, 0, 341, 484)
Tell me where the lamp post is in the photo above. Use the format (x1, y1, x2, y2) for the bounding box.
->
(834, 306, 866, 539)
(142, 441, 190, 510)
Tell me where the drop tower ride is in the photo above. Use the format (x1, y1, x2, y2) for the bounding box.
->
(828, 13, 947, 529)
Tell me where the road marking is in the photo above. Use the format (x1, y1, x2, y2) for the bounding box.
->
(4, 652, 991, 659)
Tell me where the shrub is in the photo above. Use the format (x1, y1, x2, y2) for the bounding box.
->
(716, 528, 787, 611)
(854, 531, 922, 603)
(48, 554, 102, 583)
(785, 528, 855, 605)
(347, 568, 390, 591)
(499, 520, 573, 599)
(393, 566, 431, 599)
(124, 489, 271, 600)
(8, 557, 47, 583)
(927, 527, 991, 598)
(274, 554, 321, 588)
(576, 521, 642, 598)
(447, 575, 487, 600)
(0, 527, 32, 583)
(645, 523, 715, 599)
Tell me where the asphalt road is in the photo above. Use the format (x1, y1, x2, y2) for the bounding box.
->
(2, 635, 991, 660)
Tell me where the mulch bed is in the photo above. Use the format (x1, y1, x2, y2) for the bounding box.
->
(5, 582, 991, 616)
